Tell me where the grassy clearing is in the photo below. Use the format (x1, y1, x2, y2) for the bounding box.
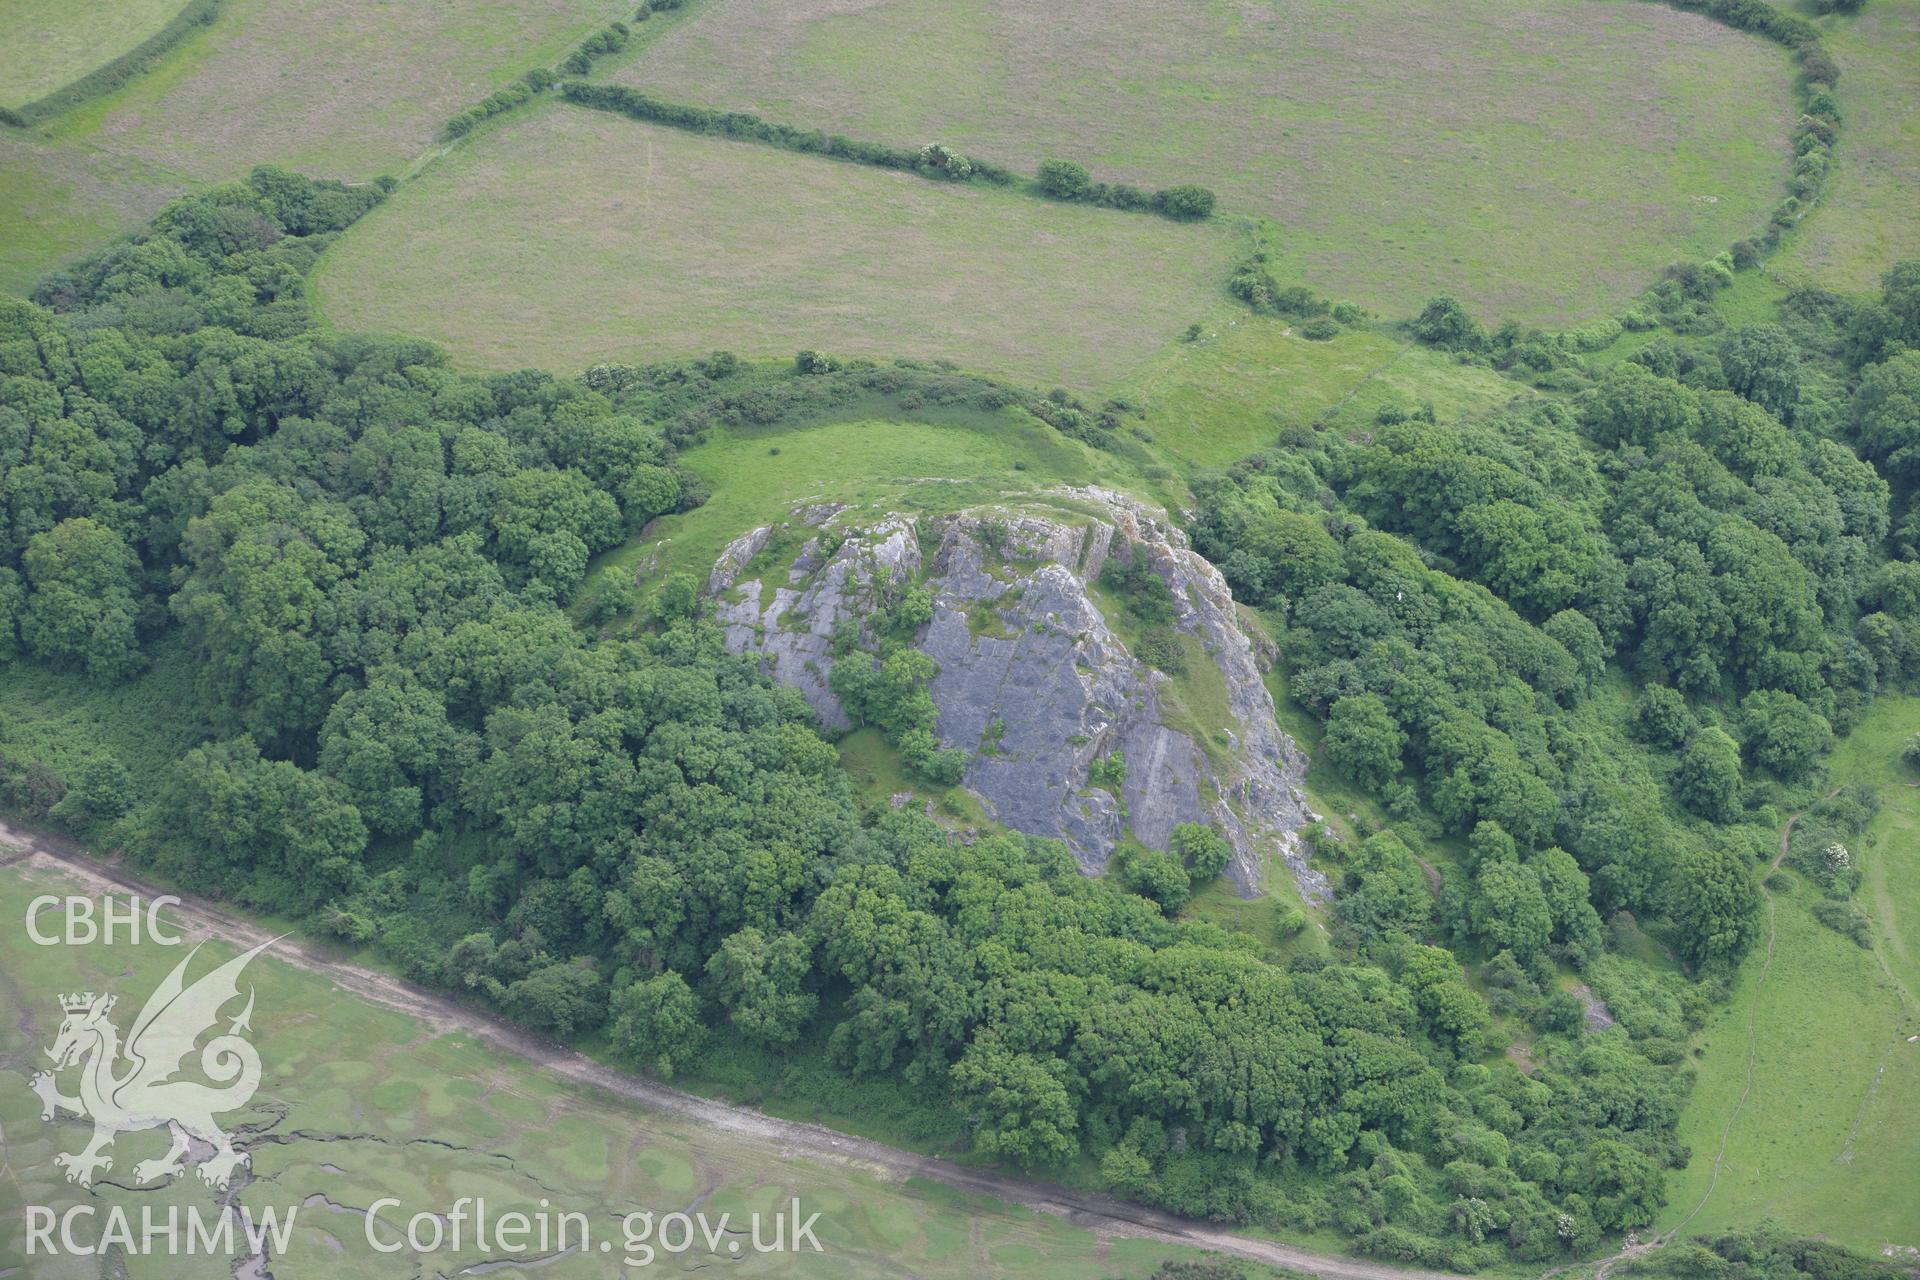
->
(1655, 695, 1920, 1254)
(591, 407, 1138, 605)
(1777, 0, 1920, 293)
(1120, 305, 1526, 468)
(613, 0, 1793, 324)
(0, 863, 1245, 1279)
(313, 104, 1228, 389)
(0, 131, 186, 294)
(48, 0, 631, 181)
(0, 0, 187, 109)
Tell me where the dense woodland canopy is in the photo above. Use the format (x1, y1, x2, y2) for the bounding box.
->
(3, 169, 1919, 1273)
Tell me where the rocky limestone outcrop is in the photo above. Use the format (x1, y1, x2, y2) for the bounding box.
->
(710, 488, 1328, 903)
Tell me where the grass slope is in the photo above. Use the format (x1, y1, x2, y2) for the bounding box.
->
(312, 104, 1229, 389)
(1777, 0, 1920, 293)
(47, 0, 632, 181)
(1120, 306, 1527, 468)
(0, 131, 186, 294)
(612, 0, 1793, 324)
(0, 862, 1236, 1279)
(591, 406, 1139, 600)
(0, 0, 187, 109)
(1656, 696, 1920, 1255)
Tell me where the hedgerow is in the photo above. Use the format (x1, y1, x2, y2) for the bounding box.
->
(0, 0, 220, 128)
(560, 81, 1018, 185)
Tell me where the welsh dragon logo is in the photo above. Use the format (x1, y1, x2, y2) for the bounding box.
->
(30, 939, 273, 1189)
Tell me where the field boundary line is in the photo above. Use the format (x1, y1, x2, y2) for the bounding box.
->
(1, 0, 221, 129)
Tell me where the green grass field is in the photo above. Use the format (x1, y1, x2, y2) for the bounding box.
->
(0, 863, 1243, 1279)
(0, 130, 185, 294)
(589, 406, 1143, 601)
(1120, 305, 1527, 468)
(1655, 695, 1920, 1255)
(45, 0, 633, 181)
(612, 0, 1794, 324)
(311, 104, 1229, 389)
(1776, 0, 1920, 293)
(0, 0, 186, 108)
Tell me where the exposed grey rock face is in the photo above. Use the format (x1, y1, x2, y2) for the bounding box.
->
(710, 488, 1327, 904)
(714, 517, 920, 731)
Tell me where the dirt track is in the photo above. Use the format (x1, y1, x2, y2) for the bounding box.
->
(0, 819, 1472, 1280)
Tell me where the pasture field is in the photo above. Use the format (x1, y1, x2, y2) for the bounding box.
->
(46, 0, 635, 181)
(1654, 696, 1920, 1255)
(1777, 0, 1920, 293)
(613, 0, 1794, 324)
(0, 131, 183, 294)
(1120, 306, 1526, 468)
(311, 104, 1229, 389)
(0, 862, 1236, 1279)
(0, 0, 185, 109)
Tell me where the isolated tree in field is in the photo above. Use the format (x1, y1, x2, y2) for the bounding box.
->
(610, 970, 705, 1078)
(1667, 844, 1761, 968)
(1323, 692, 1405, 789)
(1037, 159, 1092, 200)
(1412, 296, 1482, 350)
(20, 518, 140, 679)
(1718, 324, 1801, 421)
(1903, 732, 1920, 767)
(1674, 727, 1743, 821)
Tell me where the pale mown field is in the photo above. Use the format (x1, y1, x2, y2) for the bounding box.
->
(47, 0, 635, 181)
(312, 104, 1231, 388)
(613, 0, 1795, 324)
